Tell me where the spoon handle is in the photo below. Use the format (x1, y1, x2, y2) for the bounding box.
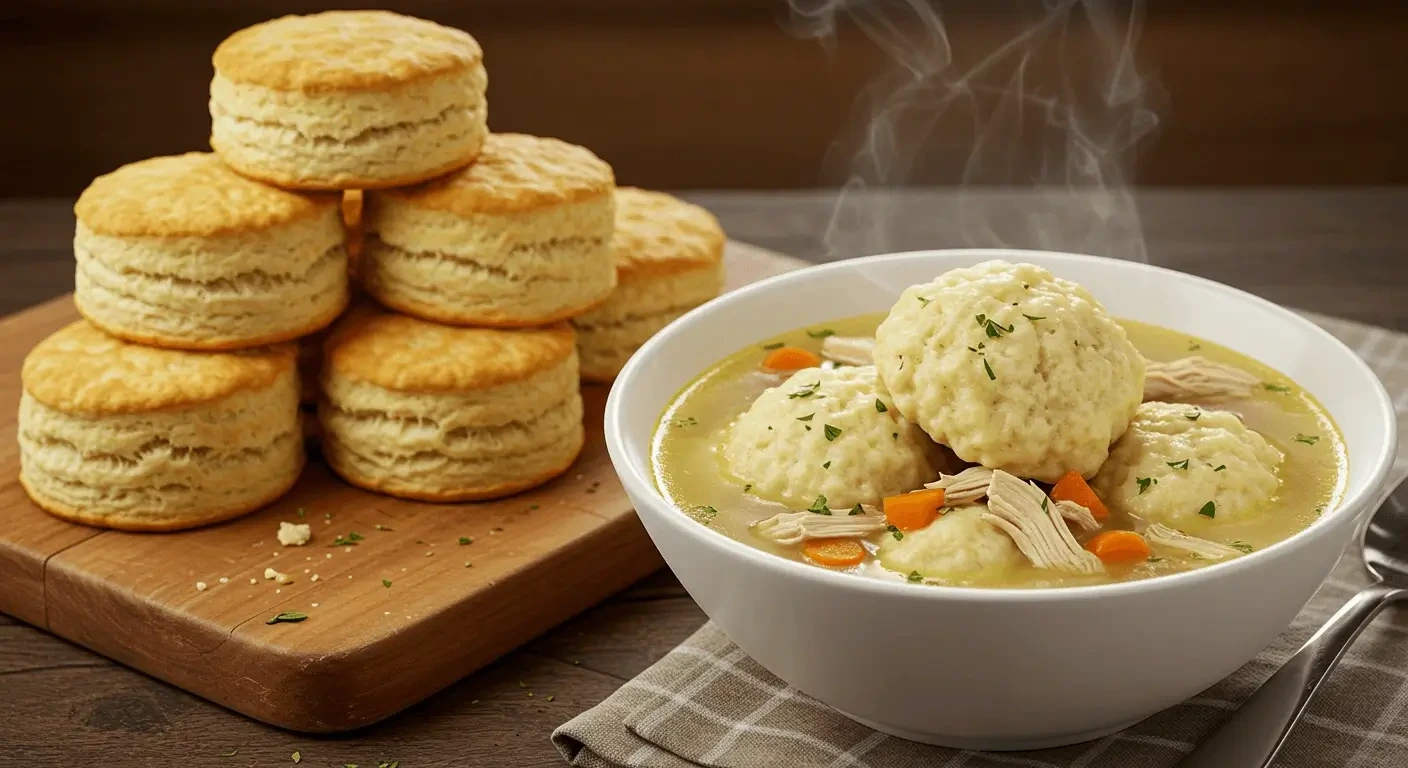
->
(1178, 583, 1405, 768)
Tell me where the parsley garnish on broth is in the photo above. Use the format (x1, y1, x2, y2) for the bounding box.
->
(1167, 459, 1190, 470)
(788, 382, 821, 399)
(808, 495, 831, 515)
(806, 328, 835, 339)
(1230, 541, 1254, 553)
(1198, 501, 1217, 518)
(672, 417, 698, 427)
(762, 342, 784, 350)
(875, 399, 888, 413)
(907, 571, 924, 583)
(1263, 383, 1293, 393)
(743, 484, 753, 493)
(886, 524, 904, 541)
(1295, 433, 1321, 445)
(849, 504, 864, 516)
(691, 505, 719, 524)
(823, 424, 842, 441)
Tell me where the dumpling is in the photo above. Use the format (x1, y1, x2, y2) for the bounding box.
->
(873, 260, 1145, 482)
(1091, 401, 1282, 528)
(723, 365, 946, 509)
(878, 505, 1024, 576)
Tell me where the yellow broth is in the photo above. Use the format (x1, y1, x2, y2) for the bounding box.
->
(651, 314, 1347, 588)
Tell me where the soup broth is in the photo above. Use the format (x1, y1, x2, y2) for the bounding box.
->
(652, 314, 1347, 588)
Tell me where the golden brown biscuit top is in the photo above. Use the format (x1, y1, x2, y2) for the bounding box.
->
(212, 10, 481, 93)
(374, 133, 614, 216)
(23, 321, 296, 416)
(75, 153, 339, 238)
(613, 187, 726, 283)
(325, 307, 576, 393)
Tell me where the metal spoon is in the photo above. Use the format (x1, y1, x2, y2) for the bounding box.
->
(1179, 477, 1408, 768)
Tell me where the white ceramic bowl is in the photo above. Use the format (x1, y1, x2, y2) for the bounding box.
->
(604, 250, 1398, 751)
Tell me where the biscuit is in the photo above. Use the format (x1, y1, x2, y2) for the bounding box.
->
(361, 133, 617, 327)
(1092, 401, 1283, 530)
(874, 260, 1144, 482)
(318, 306, 585, 501)
(73, 152, 349, 351)
(572, 188, 725, 382)
(18, 321, 303, 531)
(209, 11, 488, 190)
(723, 365, 947, 509)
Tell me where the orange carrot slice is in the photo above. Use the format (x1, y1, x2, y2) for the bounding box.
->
(1083, 531, 1151, 564)
(802, 537, 866, 567)
(882, 488, 947, 532)
(1050, 470, 1110, 521)
(761, 346, 822, 371)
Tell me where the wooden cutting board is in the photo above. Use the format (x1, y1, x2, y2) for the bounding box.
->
(0, 241, 803, 733)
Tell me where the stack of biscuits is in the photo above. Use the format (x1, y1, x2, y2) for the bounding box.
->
(15, 10, 726, 530)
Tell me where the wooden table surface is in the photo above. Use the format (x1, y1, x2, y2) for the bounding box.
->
(2, 189, 1405, 766)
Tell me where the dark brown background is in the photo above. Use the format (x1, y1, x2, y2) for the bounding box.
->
(3, 0, 1407, 197)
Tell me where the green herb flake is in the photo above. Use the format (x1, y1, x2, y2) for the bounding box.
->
(1213, 464, 1227, 472)
(266, 611, 308, 625)
(796, 413, 815, 422)
(379, 579, 392, 589)
(892, 432, 898, 440)
(378, 762, 400, 768)
(1295, 433, 1320, 445)
(808, 495, 831, 515)
(762, 342, 785, 350)
(458, 536, 473, 545)
(983, 358, 996, 381)
(221, 749, 239, 757)
(1147, 556, 1163, 563)
(1198, 501, 1217, 518)
(743, 484, 753, 493)
(975, 314, 987, 326)
(979, 317, 1015, 338)
(1167, 459, 1190, 470)
(672, 416, 698, 427)
(292, 752, 301, 764)
(1264, 383, 1293, 393)
(918, 296, 933, 307)
(907, 571, 924, 583)
(691, 505, 719, 524)
(1040, 497, 1048, 512)
(1136, 477, 1156, 495)
(547, 695, 556, 702)
(823, 424, 842, 441)
(1188, 341, 1202, 351)
(875, 399, 888, 413)
(1186, 410, 1201, 421)
(788, 382, 821, 399)
(886, 524, 904, 541)
(806, 328, 835, 339)
(822, 461, 831, 469)
(530, 504, 540, 510)
(1230, 541, 1254, 553)
(1023, 314, 1046, 322)
(1316, 505, 1327, 514)
(849, 504, 864, 516)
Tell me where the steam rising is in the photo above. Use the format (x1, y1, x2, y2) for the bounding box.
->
(789, 0, 1161, 263)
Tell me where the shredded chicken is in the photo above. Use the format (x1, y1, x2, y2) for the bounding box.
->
(982, 470, 1104, 575)
(1143, 356, 1259, 403)
(1055, 500, 1102, 532)
(1144, 523, 1244, 559)
(820, 336, 875, 367)
(923, 466, 994, 506)
(752, 507, 885, 545)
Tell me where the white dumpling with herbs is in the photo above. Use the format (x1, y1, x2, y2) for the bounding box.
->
(723, 365, 947, 509)
(873, 260, 1145, 482)
(1091, 401, 1283, 528)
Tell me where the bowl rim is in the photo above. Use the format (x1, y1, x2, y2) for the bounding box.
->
(606, 248, 1399, 603)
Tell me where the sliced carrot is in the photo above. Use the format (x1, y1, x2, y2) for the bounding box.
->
(882, 488, 947, 532)
(1083, 530, 1151, 564)
(802, 537, 866, 567)
(761, 346, 822, 371)
(1050, 470, 1110, 521)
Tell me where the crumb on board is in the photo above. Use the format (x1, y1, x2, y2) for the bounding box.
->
(277, 522, 312, 547)
(195, 581, 207, 592)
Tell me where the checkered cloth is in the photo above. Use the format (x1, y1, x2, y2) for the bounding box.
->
(553, 312, 1408, 768)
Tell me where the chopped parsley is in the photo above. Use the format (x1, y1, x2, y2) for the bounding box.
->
(1023, 314, 1046, 322)
(762, 342, 785, 350)
(808, 495, 831, 515)
(330, 532, 364, 546)
(1136, 477, 1156, 495)
(1186, 410, 1201, 421)
(1148, 556, 1163, 563)
(1167, 459, 1190, 470)
(1198, 501, 1217, 518)
(672, 417, 698, 427)
(1040, 497, 1049, 512)
(690, 505, 719, 524)
(1212, 464, 1227, 472)
(849, 504, 864, 516)
(1294, 433, 1320, 445)
(918, 296, 933, 307)
(875, 399, 888, 413)
(886, 524, 904, 541)
(975, 314, 1015, 338)
(1188, 341, 1202, 351)
(982, 358, 996, 381)
(743, 484, 752, 493)
(822, 461, 831, 469)
(788, 382, 821, 399)
(907, 571, 924, 583)
(292, 752, 301, 764)
(1263, 383, 1292, 393)
(382, 579, 393, 588)
(222, 750, 239, 757)
(892, 432, 898, 440)
(796, 413, 815, 422)
(266, 611, 308, 625)
(823, 424, 842, 441)
(459, 536, 473, 545)
(806, 328, 835, 339)
(1230, 541, 1254, 553)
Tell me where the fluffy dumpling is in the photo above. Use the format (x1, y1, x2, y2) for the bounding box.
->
(873, 260, 1144, 482)
(1091, 401, 1283, 528)
(723, 365, 945, 509)
(878, 505, 1024, 577)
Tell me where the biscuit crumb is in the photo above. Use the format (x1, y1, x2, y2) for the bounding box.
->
(218, 577, 228, 584)
(195, 581, 207, 592)
(311, 574, 320, 582)
(263, 567, 293, 585)
(278, 521, 312, 547)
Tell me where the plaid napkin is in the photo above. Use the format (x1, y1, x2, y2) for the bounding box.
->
(553, 311, 1408, 768)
